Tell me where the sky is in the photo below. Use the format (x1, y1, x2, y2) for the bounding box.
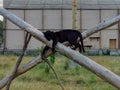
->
(0, 0, 3, 21)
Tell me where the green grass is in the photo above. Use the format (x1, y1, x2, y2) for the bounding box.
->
(0, 55, 120, 90)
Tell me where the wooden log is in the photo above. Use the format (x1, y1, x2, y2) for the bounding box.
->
(0, 8, 120, 89)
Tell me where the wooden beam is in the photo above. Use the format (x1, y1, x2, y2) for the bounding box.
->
(82, 14, 120, 39)
(1, 8, 120, 89)
(72, 0, 77, 29)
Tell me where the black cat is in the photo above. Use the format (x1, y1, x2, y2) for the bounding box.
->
(42, 29, 85, 59)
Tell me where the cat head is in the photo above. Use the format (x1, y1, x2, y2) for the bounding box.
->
(43, 31, 54, 41)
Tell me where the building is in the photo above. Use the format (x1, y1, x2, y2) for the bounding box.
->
(3, 0, 120, 51)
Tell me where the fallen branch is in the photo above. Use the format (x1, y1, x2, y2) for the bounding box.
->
(45, 59, 64, 90)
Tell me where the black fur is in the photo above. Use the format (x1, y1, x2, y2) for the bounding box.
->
(42, 29, 85, 58)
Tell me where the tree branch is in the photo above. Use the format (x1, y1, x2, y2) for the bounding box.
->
(0, 55, 42, 89)
(45, 59, 64, 90)
(6, 33, 32, 90)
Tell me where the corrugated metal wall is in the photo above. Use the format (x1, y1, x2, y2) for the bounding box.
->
(4, 9, 119, 50)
